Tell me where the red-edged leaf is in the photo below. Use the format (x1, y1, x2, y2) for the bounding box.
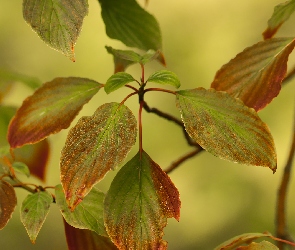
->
(8, 77, 102, 148)
(211, 37, 295, 111)
(176, 88, 277, 171)
(13, 139, 50, 182)
(104, 151, 180, 250)
(0, 180, 17, 229)
(263, 1, 295, 39)
(60, 102, 137, 210)
(214, 232, 273, 250)
(63, 220, 118, 250)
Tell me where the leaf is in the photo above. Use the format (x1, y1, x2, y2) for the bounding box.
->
(106, 46, 139, 73)
(237, 241, 279, 250)
(55, 184, 107, 236)
(104, 151, 180, 250)
(23, 0, 88, 61)
(63, 220, 118, 250)
(214, 232, 273, 250)
(263, 0, 295, 39)
(211, 37, 295, 112)
(140, 50, 160, 65)
(104, 73, 137, 94)
(13, 139, 50, 182)
(12, 162, 30, 177)
(176, 88, 277, 171)
(0, 68, 41, 90)
(60, 102, 137, 210)
(99, 0, 162, 51)
(147, 70, 181, 88)
(8, 77, 102, 148)
(0, 180, 17, 229)
(20, 191, 53, 243)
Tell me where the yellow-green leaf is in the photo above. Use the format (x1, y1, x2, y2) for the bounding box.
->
(104, 151, 180, 250)
(23, 0, 88, 61)
(60, 103, 137, 210)
(176, 88, 277, 171)
(20, 191, 53, 243)
(55, 184, 107, 236)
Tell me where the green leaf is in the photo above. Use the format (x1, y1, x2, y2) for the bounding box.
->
(23, 0, 88, 61)
(263, 0, 295, 39)
(214, 232, 273, 250)
(0, 145, 10, 158)
(0, 68, 41, 90)
(211, 37, 295, 112)
(60, 102, 137, 210)
(12, 162, 30, 177)
(105, 72, 137, 94)
(99, 0, 162, 51)
(106, 46, 140, 73)
(55, 184, 107, 236)
(239, 241, 279, 250)
(147, 70, 181, 88)
(8, 77, 102, 148)
(176, 88, 277, 171)
(104, 151, 180, 250)
(0, 180, 17, 229)
(20, 191, 53, 243)
(63, 220, 118, 250)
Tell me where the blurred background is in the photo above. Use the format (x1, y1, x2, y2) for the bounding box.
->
(0, 0, 295, 249)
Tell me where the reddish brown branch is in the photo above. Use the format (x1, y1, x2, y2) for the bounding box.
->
(165, 147, 203, 174)
(276, 107, 295, 249)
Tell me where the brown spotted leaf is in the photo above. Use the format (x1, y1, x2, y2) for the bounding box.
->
(23, 0, 88, 61)
(63, 220, 118, 250)
(263, 1, 295, 39)
(0, 180, 17, 229)
(211, 37, 295, 111)
(60, 102, 137, 210)
(176, 88, 277, 171)
(8, 77, 102, 149)
(104, 151, 180, 250)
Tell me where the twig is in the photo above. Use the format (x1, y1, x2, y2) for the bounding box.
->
(143, 102, 204, 173)
(282, 65, 295, 86)
(276, 106, 295, 249)
(165, 147, 203, 174)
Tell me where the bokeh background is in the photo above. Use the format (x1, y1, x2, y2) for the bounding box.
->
(1, 0, 295, 249)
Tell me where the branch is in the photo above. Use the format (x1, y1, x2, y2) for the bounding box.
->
(143, 102, 204, 173)
(282, 65, 295, 86)
(276, 106, 295, 249)
(165, 147, 203, 174)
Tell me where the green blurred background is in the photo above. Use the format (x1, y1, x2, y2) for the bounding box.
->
(1, 0, 295, 249)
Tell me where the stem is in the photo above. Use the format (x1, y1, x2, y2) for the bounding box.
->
(141, 63, 145, 84)
(120, 91, 138, 105)
(139, 101, 144, 158)
(165, 147, 203, 174)
(276, 106, 295, 249)
(125, 84, 138, 92)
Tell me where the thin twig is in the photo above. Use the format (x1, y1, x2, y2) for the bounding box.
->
(165, 147, 203, 174)
(283, 65, 295, 86)
(143, 102, 204, 173)
(276, 106, 295, 249)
